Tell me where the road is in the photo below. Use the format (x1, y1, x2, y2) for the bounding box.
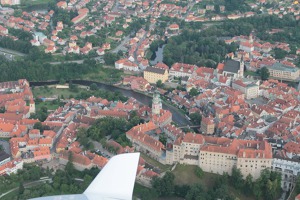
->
(0, 47, 26, 57)
(111, 35, 130, 53)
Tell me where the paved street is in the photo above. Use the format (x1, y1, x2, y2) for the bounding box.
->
(92, 141, 114, 158)
(0, 47, 26, 57)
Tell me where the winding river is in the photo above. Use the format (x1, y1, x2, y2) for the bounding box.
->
(30, 80, 191, 126)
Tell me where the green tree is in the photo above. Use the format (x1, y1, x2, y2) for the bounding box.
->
(152, 171, 175, 197)
(66, 152, 75, 175)
(194, 166, 204, 178)
(260, 67, 270, 80)
(189, 88, 199, 97)
(90, 83, 98, 91)
(156, 80, 163, 88)
(273, 48, 288, 59)
(59, 78, 66, 85)
(244, 174, 254, 195)
(189, 113, 202, 125)
(174, 184, 190, 198)
(296, 176, 300, 194)
(0, 107, 5, 113)
(159, 133, 167, 145)
(18, 182, 25, 195)
(185, 184, 207, 200)
(231, 166, 244, 190)
(103, 53, 120, 65)
(33, 122, 43, 132)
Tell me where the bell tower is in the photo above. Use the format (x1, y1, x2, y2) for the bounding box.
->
(239, 56, 244, 78)
(152, 91, 162, 115)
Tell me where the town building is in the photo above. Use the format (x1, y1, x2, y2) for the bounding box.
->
(268, 63, 300, 81)
(200, 116, 215, 134)
(167, 135, 273, 180)
(169, 63, 197, 78)
(126, 121, 164, 160)
(1, 0, 20, 5)
(232, 79, 260, 99)
(200, 138, 272, 180)
(144, 66, 168, 84)
(221, 58, 244, 79)
(0, 159, 23, 176)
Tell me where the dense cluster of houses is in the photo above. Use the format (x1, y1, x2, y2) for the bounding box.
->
(0, 79, 35, 175)
(0, 80, 173, 184)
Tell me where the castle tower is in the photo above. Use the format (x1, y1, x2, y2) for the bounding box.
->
(152, 91, 162, 115)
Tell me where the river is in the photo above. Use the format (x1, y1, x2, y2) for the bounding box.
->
(150, 45, 165, 65)
(30, 80, 191, 126)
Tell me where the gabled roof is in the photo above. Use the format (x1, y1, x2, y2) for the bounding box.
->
(224, 60, 240, 73)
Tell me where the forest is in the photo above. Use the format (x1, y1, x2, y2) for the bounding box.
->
(1, 162, 98, 200)
(0, 55, 97, 82)
(163, 30, 238, 67)
(162, 14, 300, 67)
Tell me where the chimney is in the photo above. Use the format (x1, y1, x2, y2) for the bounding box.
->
(243, 151, 246, 158)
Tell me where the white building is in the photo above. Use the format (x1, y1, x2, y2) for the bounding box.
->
(272, 157, 300, 191)
(232, 78, 260, 99)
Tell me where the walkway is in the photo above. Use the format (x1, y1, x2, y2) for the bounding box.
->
(0, 178, 52, 198)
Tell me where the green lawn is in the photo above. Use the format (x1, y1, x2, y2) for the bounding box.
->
(172, 164, 217, 187)
(35, 101, 61, 112)
(32, 86, 88, 99)
(244, 70, 260, 77)
(27, 0, 53, 5)
(140, 152, 171, 172)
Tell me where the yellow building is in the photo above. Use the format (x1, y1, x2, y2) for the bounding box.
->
(144, 66, 168, 84)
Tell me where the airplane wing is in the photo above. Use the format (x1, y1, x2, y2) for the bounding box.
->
(30, 152, 140, 200)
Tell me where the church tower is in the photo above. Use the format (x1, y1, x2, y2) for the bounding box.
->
(152, 91, 162, 115)
(239, 56, 244, 78)
(29, 99, 35, 113)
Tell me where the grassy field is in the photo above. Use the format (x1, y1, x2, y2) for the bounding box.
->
(172, 164, 255, 200)
(172, 164, 217, 187)
(35, 101, 61, 112)
(140, 153, 171, 172)
(32, 86, 88, 99)
(244, 70, 260, 77)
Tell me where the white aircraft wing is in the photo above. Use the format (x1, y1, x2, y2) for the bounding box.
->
(30, 152, 140, 200)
